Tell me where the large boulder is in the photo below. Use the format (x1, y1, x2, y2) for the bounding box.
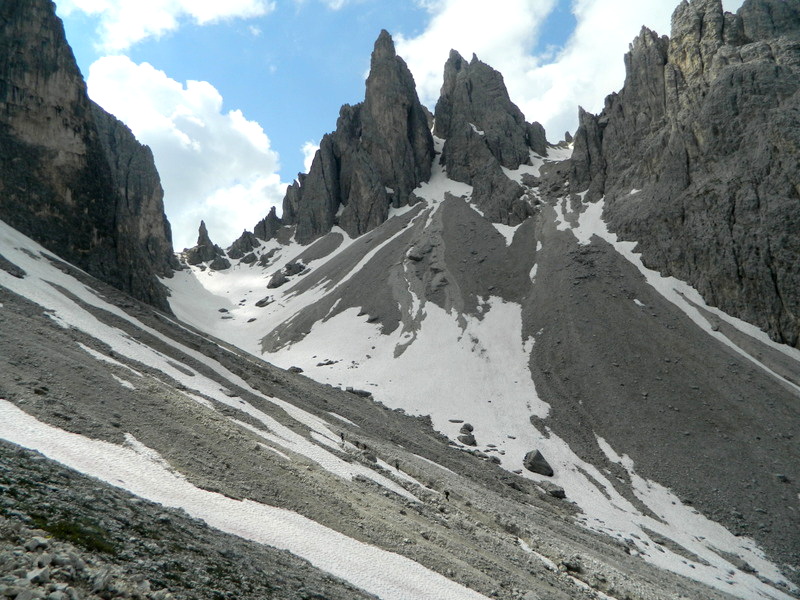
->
(523, 450, 554, 477)
(434, 51, 546, 225)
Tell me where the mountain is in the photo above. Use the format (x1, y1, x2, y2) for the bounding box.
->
(0, 0, 176, 312)
(2, 0, 800, 599)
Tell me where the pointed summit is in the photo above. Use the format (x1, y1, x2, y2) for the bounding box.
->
(435, 50, 547, 167)
(432, 50, 548, 225)
(184, 221, 229, 270)
(278, 29, 433, 244)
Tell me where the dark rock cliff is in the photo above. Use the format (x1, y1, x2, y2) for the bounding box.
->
(0, 0, 175, 311)
(280, 30, 434, 244)
(570, 0, 800, 347)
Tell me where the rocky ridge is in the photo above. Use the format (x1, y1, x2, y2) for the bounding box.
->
(568, 0, 800, 347)
(0, 0, 175, 312)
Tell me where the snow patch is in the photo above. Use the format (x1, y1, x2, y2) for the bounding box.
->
(112, 375, 136, 390)
(0, 401, 490, 600)
(492, 222, 519, 247)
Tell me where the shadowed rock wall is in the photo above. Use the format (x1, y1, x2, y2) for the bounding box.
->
(0, 0, 176, 311)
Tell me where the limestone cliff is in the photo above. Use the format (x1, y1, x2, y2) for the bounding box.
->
(570, 0, 800, 347)
(0, 0, 175, 311)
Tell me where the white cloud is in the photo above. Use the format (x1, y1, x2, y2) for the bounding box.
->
(88, 56, 285, 250)
(301, 141, 319, 174)
(293, 0, 358, 9)
(57, 0, 275, 51)
(398, 0, 747, 142)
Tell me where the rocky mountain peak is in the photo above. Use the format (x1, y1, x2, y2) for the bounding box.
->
(197, 221, 213, 248)
(278, 29, 433, 244)
(432, 49, 548, 226)
(435, 49, 546, 167)
(569, 0, 800, 347)
(184, 221, 230, 270)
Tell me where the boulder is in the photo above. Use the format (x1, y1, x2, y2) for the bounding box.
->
(458, 433, 477, 446)
(267, 271, 289, 289)
(523, 450, 554, 477)
(540, 481, 566, 499)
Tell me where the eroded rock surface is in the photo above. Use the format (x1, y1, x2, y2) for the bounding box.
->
(281, 30, 434, 243)
(569, 0, 800, 347)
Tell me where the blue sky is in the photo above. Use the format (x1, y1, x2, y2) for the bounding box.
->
(55, 0, 743, 249)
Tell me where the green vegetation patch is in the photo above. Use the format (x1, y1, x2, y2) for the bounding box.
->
(32, 515, 118, 555)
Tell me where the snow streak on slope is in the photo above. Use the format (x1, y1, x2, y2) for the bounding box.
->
(0, 217, 425, 509)
(0, 402, 490, 600)
(568, 198, 800, 395)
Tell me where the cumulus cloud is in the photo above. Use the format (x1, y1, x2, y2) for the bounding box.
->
(88, 56, 285, 250)
(57, 0, 274, 51)
(398, 0, 747, 142)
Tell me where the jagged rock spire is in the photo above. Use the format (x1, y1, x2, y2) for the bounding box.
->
(435, 50, 547, 167)
(433, 50, 548, 225)
(185, 221, 229, 270)
(280, 30, 434, 244)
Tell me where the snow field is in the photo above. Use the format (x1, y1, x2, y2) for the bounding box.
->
(0, 220, 422, 515)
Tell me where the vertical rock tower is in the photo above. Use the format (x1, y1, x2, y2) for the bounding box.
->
(281, 30, 434, 243)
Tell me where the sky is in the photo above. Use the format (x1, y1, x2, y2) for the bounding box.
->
(55, 0, 744, 250)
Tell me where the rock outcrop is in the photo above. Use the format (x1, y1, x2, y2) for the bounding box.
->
(184, 221, 229, 270)
(0, 0, 175, 311)
(253, 206, 283, 241)
(91, 103, 178, 278)
(569, 0, 800, 347)
(434, 51, 548, 225)
(280, 30, 434, 243)
(227, 230, 260, 259)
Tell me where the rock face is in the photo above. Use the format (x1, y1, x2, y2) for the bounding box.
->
(281, 30, 434, 243)
(570, 0, 800, 347)
(434, 51, 547, 225)
(0, 0, 175, 311)
(227, 230, 260, 259)
(91, 103, 178, 278)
